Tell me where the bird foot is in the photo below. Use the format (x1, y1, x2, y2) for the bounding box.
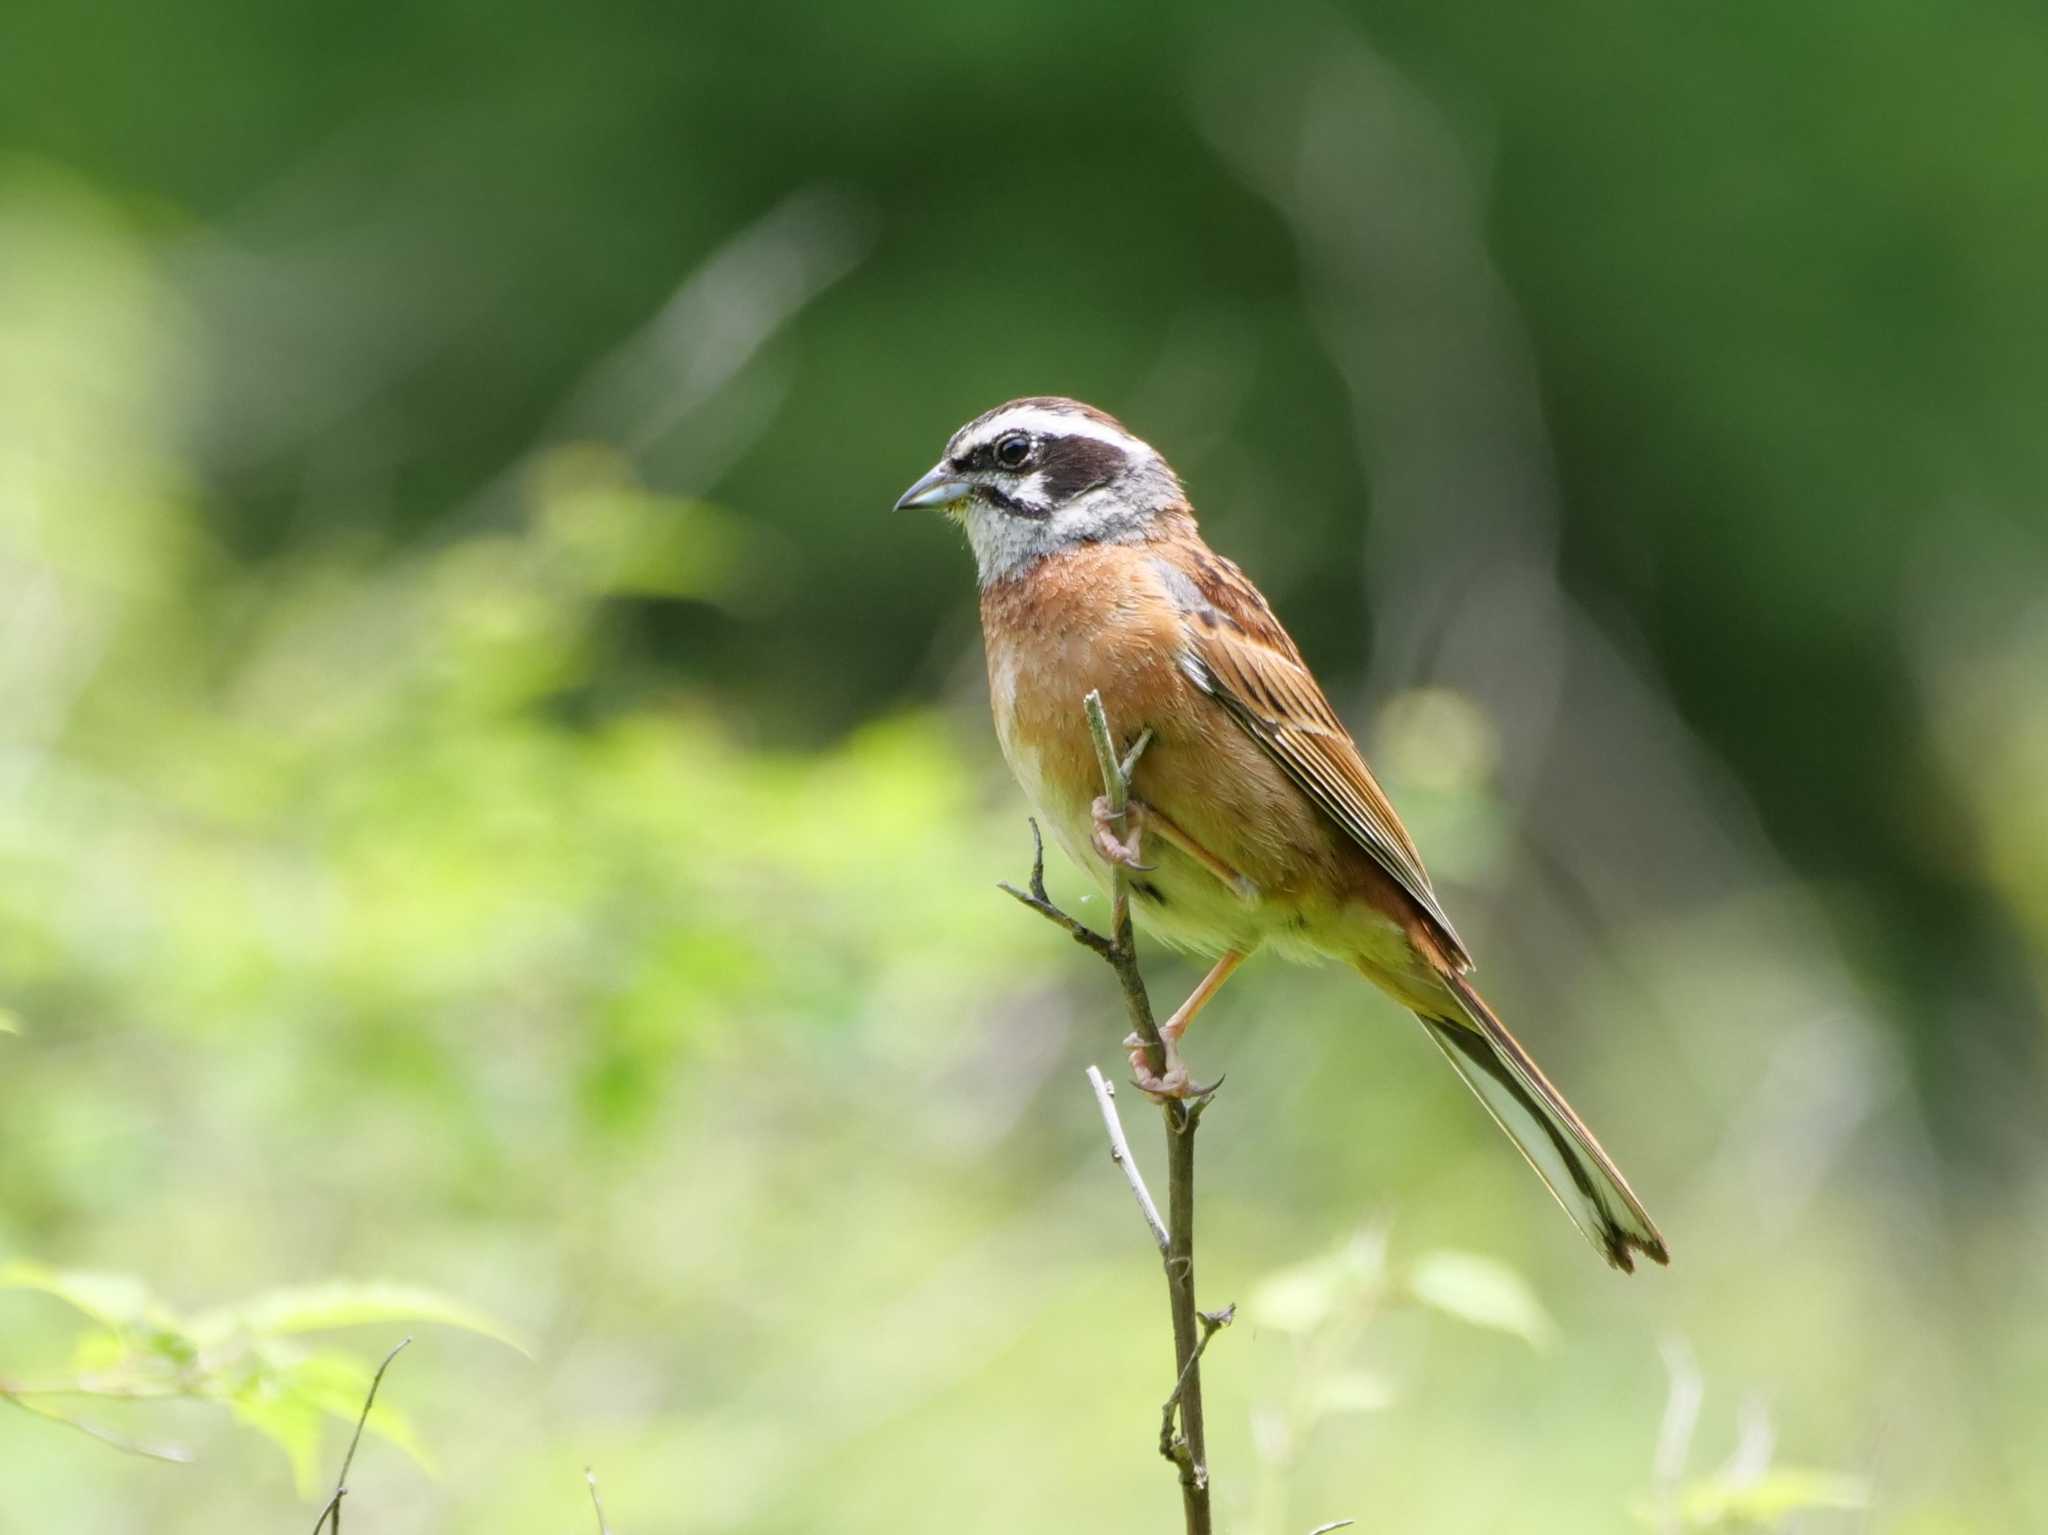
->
(1125, 1031, 1197, 1101)
(1091, 795, 1155, 872)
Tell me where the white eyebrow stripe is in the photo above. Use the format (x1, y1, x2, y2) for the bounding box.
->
(954, 407, 1152, 460)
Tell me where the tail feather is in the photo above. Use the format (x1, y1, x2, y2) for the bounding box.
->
(1416, 972, 1668, 1272)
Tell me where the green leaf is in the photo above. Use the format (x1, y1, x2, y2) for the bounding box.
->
(2, 1392, 192, 1464)
(285, 1352, 436, 1473)
(1635, 1468, 1873, 1529)
(0, 1007, 21, 1034)
(66, 1329, 134, 1374)
(1407, 1250, 1556, 1350)
(0, 1262, 176, 1334)
(229, 1376, 327, 1496)
(192, 1280, 527, 1354)
(1246, 1233, 1387, 1336)
(141, 1327, 199, 1367)
(1675, 1469, 1871, 1527)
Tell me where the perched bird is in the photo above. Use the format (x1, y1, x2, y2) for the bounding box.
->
(897, 396, 1668, 1272)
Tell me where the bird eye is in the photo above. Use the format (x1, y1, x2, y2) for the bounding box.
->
(994, 433, 1033, 469)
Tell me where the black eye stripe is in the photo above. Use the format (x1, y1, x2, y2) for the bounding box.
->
(947, 426, 1129, 496)
(1039, 435, 1127, 501)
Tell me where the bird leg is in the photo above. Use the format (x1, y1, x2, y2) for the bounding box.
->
(1160, 949, 1246, 1046)
(1091, 795, 1155, 871)
(1096, 794, 1257, 901)
(1133, 803, 1258, 902)
(1129, 949, 1245, 1100)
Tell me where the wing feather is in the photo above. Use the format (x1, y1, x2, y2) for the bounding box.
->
(1155, 549, 1471, 969)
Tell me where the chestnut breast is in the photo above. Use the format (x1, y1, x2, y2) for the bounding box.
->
(979, 541, 1350, 916)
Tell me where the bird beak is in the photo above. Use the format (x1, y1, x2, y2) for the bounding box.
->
(894, 462, 972, 511)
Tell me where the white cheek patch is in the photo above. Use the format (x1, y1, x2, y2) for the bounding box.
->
(1010, 470, 1049, 509)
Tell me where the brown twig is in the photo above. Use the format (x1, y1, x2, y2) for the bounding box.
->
(1005, 690, 1227, 1535)
(999, 819, 1114, 961)
(1158, 1304, 1234, 1463)
(311, 1336, 410, 1535)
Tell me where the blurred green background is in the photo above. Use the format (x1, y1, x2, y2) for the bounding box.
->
(3, 1, 2045, 1530)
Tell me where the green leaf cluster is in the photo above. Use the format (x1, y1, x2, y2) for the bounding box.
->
(0, 1263, 517, 1492)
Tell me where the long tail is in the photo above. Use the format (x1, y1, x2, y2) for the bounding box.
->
(1414, 970, 1668, 1272)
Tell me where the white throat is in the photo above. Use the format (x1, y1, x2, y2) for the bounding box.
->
(963, 477, 1172, 587)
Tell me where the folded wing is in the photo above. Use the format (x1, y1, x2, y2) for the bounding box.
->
(1152, 551, 1471, 970)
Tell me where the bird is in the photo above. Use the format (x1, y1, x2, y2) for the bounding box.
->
(895, 395, 1668, 1272)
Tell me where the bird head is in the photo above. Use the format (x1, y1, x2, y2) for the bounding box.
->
(895, 396, 1185, 585)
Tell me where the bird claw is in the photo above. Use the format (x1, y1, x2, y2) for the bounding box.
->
(1091, 795, 1155, 872)
(1130, 1058, 1193, 1102)
(1126, 1033, 1209, 1101)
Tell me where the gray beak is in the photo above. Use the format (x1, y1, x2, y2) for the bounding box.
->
(894, 461, 973, 511)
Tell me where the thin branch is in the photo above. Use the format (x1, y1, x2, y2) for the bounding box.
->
(1306, 1521, 1358, 1534)
(311, 1336, 410, 1535)
(1009, 691, 1228, 1535)
(999, 819, 1115, 959)
(1118, 727, 1155, 787)
(1161, 1100, 1216, 1520)
(1158, 1305, 1234, 1465)
(1087, 692, 1134, 816)
(586, 1466, 613, 1535)
(1086, 1066, 1169, 1255)
(1080, 691, 1170, 1083)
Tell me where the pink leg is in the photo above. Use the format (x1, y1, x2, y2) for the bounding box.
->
(1141, 805, 1258, 903)
(1130, 950, 1246, 1099)
(1094, 795, 1256, 898)
(1163, 950, 1245, 1043)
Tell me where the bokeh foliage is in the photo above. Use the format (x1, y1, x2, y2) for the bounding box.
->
(2, 1, 2045, 1530)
